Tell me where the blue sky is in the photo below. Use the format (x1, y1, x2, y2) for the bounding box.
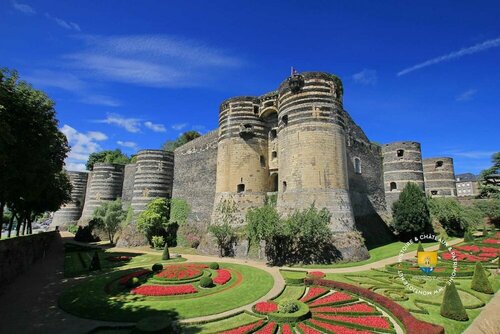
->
(1, 0, 499, 173)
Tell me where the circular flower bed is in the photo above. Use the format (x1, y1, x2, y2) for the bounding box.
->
(155, 264, 207, 281)
(254, 301, 278, 314)
(213, 269, 232, 285)
(307, 271, 326, 279)
(131, 284, 197, 296)
(441, 244, 499, 263)
(118, 269, 151, 285)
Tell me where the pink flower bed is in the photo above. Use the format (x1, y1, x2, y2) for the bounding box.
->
(213, 269, 231, 285)
(254, 322, 276, 334)
(155, 264, 206, 280)
(131, 284, 197, 296)
(254, 301, 278, 313)
(300, 287, 329, 302)
(118, 269, 151, 285)
(315, 314, 391, 330)
(307, 271, 326, 279)
(280, 324, 293, 334)
(219, 320, 264, 334)
(483, 239, 499, 244)
(309, 319, 372, 333)
(309, 292, 356, 307)
(311, 302, 377, 314)
(297, 323, 323, 334)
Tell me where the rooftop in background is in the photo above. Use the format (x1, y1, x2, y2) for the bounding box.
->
(455, 173, 478, 182)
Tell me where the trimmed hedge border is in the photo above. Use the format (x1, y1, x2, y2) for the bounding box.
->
(385, 263, 474, 277)
(267, 301, 311, 324)
(304, 278, 445, 334)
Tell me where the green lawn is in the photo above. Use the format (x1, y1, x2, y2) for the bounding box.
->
(59, 262, 274, 322)
(184, 312, 263, 334)
(273, 285, 306, 302)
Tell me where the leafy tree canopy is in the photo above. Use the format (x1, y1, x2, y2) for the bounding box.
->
(162, 131, 201, 152)
(137, 198, 171, 243)
(478, 152, 500, 199)
(92, 199, 126, 244)
(86, 149, 131, 170)
(428, 197, 482, 237)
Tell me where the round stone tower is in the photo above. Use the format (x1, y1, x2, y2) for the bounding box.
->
(382, 141, 425, 210)
(80, 163, 125, 223)
(51, 171, 88, 229)
(423, 157, 457, 197)
(213, 96, 269, 226)
(276, 72, 356, 232)
(131, 149, 174, 215)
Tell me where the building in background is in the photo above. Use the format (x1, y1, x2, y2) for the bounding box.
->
(455, 173, 479, 197)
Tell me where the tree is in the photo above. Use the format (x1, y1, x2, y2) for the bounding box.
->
(471, 262, 493, 294)
(428, 197, 481, 237)
(92, 199, 126, 244)
(478, 152, 500, 199)
(209, 223, 236, 257)
(169, 198, 190, 226)
(162, 131, 201, 152)
(0, 68, 71, 238)
(137, 198, 171, 244)
(474, 199, 500, 228)
(162, 242, 170, 260)
(392, 183, 433, 239)
(440, 282, 468, 321)
(86, 149, 130, 171)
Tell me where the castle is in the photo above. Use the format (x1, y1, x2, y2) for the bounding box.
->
(51, 71, 458, 261)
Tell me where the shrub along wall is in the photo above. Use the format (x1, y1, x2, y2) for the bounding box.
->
(0, 231, 59, 286)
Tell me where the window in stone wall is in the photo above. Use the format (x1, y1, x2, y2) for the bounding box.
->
(281, 115, 288, 125)
(397, 149, 404, 157)
(271, 173, 278, 192)
(282, 181, 287, 192)
(270, 129, 277, 139)
(260, 155, 266, 167)
(272, 151, 277, 159)
(431, 190, 438, 195)
(390, 182, 397, 191)
(435, 161, 443, 168)
(354, 157, 362, 174)
(254, 105, 259, 114)
(237, 184, 245, 193)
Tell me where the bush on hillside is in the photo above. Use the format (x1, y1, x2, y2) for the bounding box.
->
(428, 197, 480, 236)
(471, 262, 494, 294)
(440, 282, 468, 321)
(392, 183, 433, 239)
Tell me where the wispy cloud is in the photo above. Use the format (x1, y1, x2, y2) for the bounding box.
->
(398, 37, 500, 76)
(11, 1, 36, 15)
(352, 69, 377, 85)
(117, 140, 139, 151)
(444, 150, 495, 159)
(456, 89, 477, 102)
(172, 123, 187, 131)
(45, 13, 81, 31)
(60, 125, 107, 171)
(80, 95, 121, 107)
(64, 34, 244, 87)
(144, 121, 166, 133)
(96, 113, 141, 133)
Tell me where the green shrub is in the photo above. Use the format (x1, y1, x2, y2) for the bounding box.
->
(132, 316, 179, 334)
(67, 224, 79, 234)
(482, 224, 489, 237)
(127, 277, 140, 288)
(471, 262, 494, 294)
(438, 234, 448, 251)
(279, 300, 300, 314)
(392, 183, 432, 239)
(416, 241, 424, 256)
(88, 251, 101, 271)
(209, 262, 219, 270)
(162, 242, 170, 260)
(152, 263, 163, 272)
(199, 277, 213, 288)
(268, 300, 311, 323)
(151, 235, 165, 249)
(440, 282, 468, 321)
(464, 230, 474, 242)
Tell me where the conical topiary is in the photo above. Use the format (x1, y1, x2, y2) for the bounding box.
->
(471, 262, 494, 294)
(162, 242, 170, 260)
(440, 282, 468, 321)
(482, 224, 489, 237)
(439, 234, 447, 251)
(416, 241, 424, 256)
(464, 230, 474, 242)
(89, 251, 101, 271)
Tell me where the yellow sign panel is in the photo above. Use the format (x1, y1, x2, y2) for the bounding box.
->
(417, 251, 438, 274)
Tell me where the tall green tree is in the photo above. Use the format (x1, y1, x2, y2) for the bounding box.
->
(0, 68, 71, 237)
(137, 198, 171, 244)
(162, 131, 201, 152)
(478, 152, 500, 199)
(92, 199, 126, 244)
(392, 183, 433, 240)
(86, 149, 130, 171)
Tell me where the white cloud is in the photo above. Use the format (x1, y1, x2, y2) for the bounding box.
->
(11, 1, 36, 15)
(456, 89, 477, 102)
(398, 36, 500, 76)
(117, 140, 139, 151)
(96, 113, 141, 133)
(64, 34, 243, 87)
(144, 121, 166, 133)
(172, 123, 187, 131)
(24, 70, 87, 92)
(60, 125, 108, 171)
(352, 69, 377, 85)
(444, 150, 495, 159)
(44, 13, 81, 31)
(80, 95, 121, 107)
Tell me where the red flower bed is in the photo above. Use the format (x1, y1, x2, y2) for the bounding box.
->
(300, 287, 329, 302)
(155, 264, 206, 280)
(219, 320, 264, 334)
(213, 269, 231, 285)
(131, 284, 197, 296)
(315, 314, 391, 330)
(309, 292, 356, 307)
(311, 302, 377, 314)
(480, 246, 500, 253)
(304, 278, 444, 334)
(309, 319, 372, 334)
(254, 322, 276, 334)
(456, 245, 480, 253)
(107, 255, 132, 262)
(254, 301, 278, 313)
(280, 324, 293, 334)
(297, 323, 322, 334)
(483, 239, 499, 244)
(118, 269, 151, 285)
(307, 271, 326, 278)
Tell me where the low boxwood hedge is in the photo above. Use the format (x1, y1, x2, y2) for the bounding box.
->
(267, 301, 310, 324)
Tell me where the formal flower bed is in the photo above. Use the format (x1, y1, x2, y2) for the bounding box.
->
(308, 319, 373, 334)
(483, 239, 499, 244)
(253, 301, 278, 314)
(441, 244, 499, 262)
(107, 255, 132, 262)
(309, 291, 356, 307)
(300, 287, 329, 303)
(315, 314, 392, 330)
(281, 324, 293, 334)
(307, 271, 326, 279)
(155, 264, 207, 281)
(131, 284, 197, 296)
(297, 322, 322, 334)
(118, 269, 151, 285)
(310, 302, 378, 314)
(219, 320, 264, 334)
(214, 269, 232, 285)
(253, 321, 276, 334)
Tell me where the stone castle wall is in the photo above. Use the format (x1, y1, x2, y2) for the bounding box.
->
(423, 157, 457, 197)
(121, 163, 137, 205)
(51, 171, 89, 229)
